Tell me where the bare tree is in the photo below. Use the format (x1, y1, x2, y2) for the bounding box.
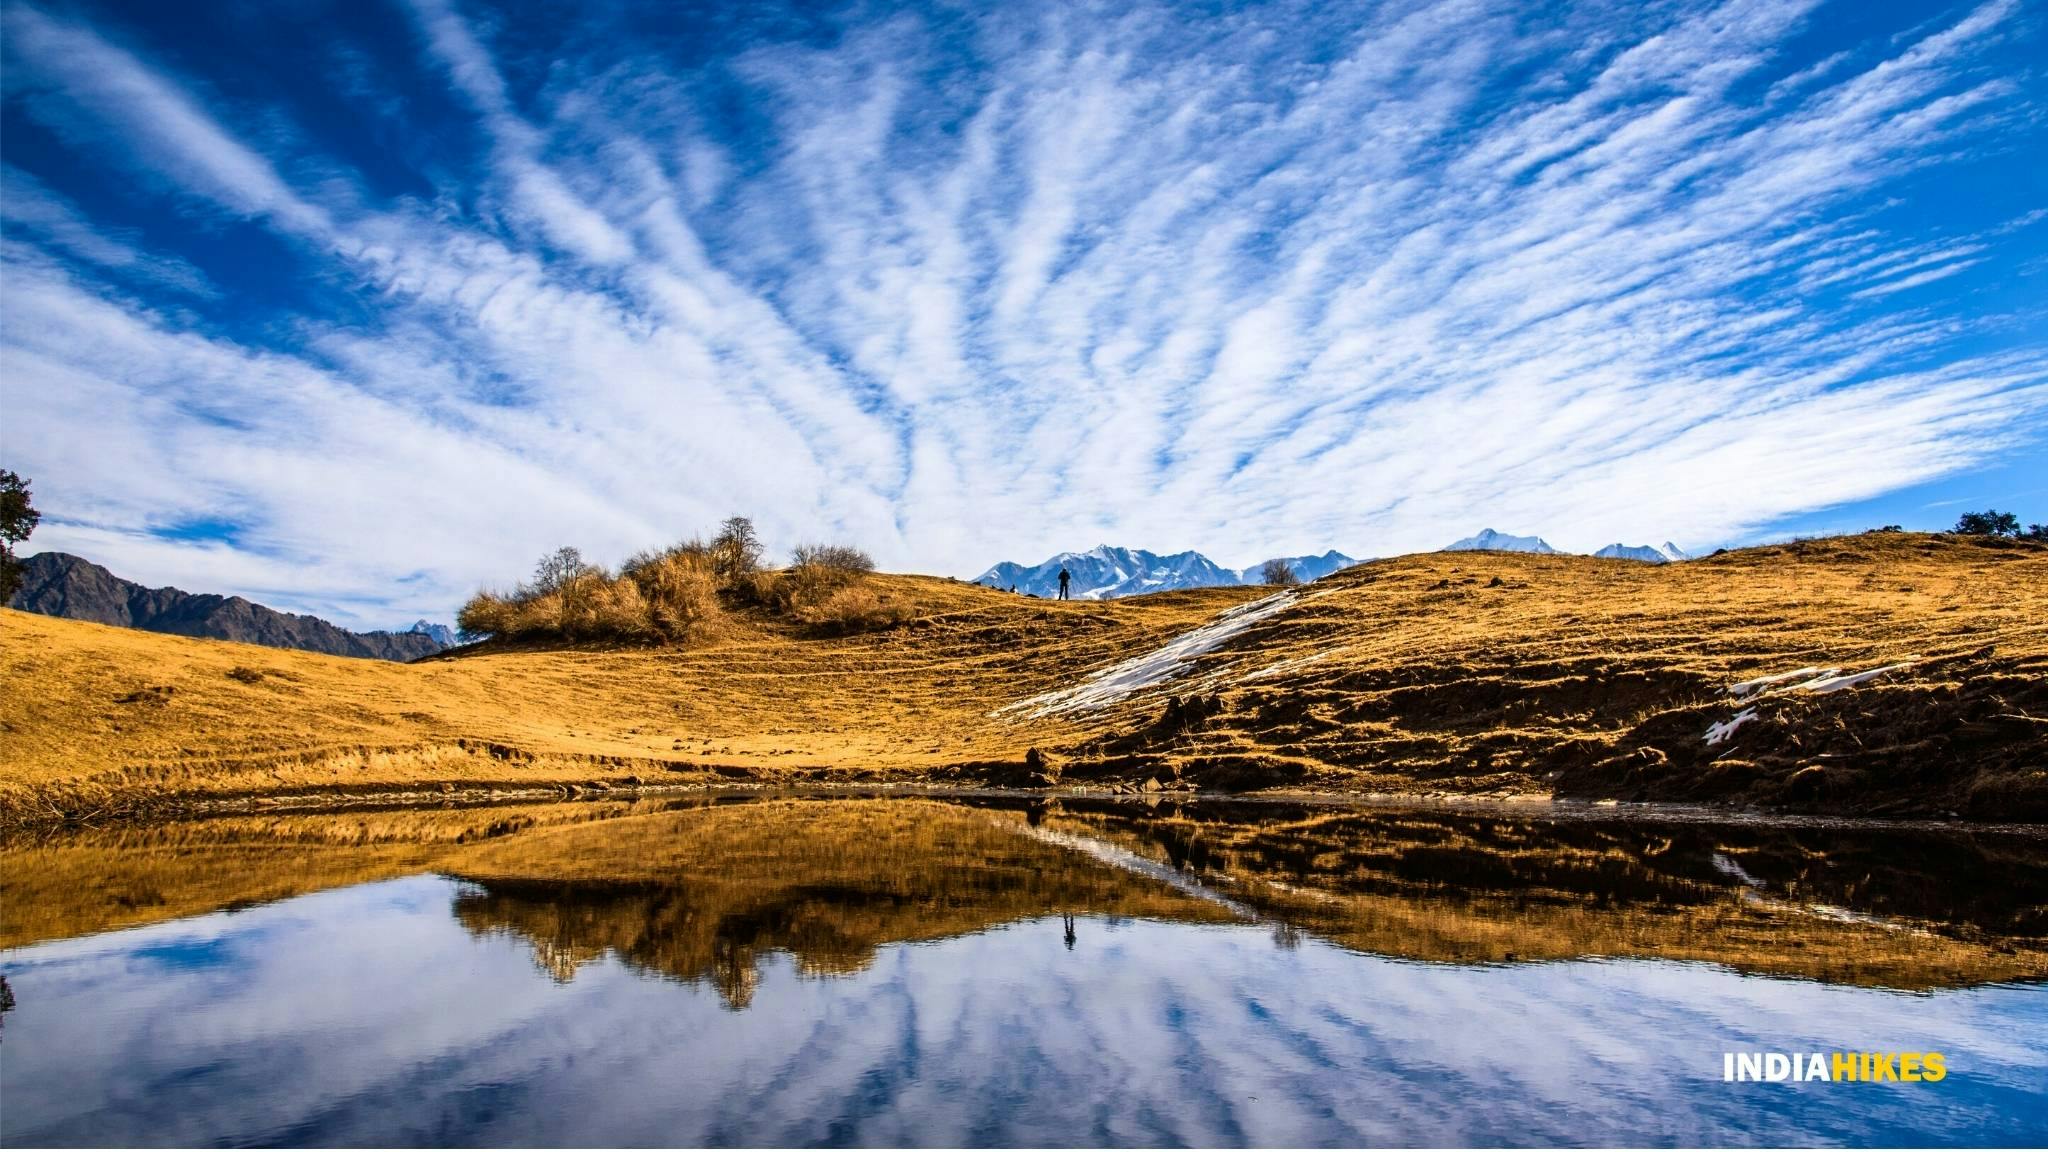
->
(712, 516, 762, 580)
(530, 546, 594, 594)
(1259, 558, 1300, 586)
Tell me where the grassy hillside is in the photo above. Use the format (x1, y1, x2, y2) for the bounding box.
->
(1, 532, 2043, 825)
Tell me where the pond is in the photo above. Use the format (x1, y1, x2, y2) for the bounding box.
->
(2, 793, 2045, 1146)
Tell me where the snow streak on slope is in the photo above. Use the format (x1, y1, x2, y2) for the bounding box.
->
(1728, 667, 1839, 699)
(1704, 660, 1918, 746)
(1797, 663, 1915, 693)
(997, 591, 1299, 718)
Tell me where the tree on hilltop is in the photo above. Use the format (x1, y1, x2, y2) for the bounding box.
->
(0, 470, 40, 602)
(1259, 558, 1300, 586)
(1954, 510, 2020, 537)
(530, 546, 595, 593)
(712, 516, 762, 579)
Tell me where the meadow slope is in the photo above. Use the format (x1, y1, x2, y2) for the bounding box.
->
(1, 532, 2042, 825)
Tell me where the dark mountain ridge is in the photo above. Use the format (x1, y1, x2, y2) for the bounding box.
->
(7, 552, 444, 662)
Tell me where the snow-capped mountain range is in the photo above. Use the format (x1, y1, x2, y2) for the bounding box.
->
(1443, 529, 1689, 562)
(1592, 541, 1691, 563)
(1442, 528, 1559, 554)
(1234, 550, 1359, 586)
(974, 546, 1360, 599)
(975, 531, 1689, 599)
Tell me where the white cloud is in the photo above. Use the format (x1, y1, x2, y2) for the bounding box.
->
(0, 0, 2043, 625)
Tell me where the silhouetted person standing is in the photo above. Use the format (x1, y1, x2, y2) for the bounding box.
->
(1063, 913, 1077, 950)
(1057, 567, 1072, 600)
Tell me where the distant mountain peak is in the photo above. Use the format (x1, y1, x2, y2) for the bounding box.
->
(1442, 529, 1559, 554)
(409, 619, 459, 646)
(1594, 541, 1691, 563)
(976, 546, 1359, 598)
(8, 552, 448, 661)
(1233, 551, 1363, 586)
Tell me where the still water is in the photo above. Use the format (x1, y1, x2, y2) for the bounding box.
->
(3, 794, 2045, 1146)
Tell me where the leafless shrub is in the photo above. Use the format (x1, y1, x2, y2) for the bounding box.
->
(455, 524, 901, 644)
(791, 543, 874, 572)
(459, 543, 723, 644)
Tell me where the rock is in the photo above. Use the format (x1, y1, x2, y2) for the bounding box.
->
(1141, 777, 1163, 793)
(113, 685, 174, 705)
(1786, 764, 1827, 799)
(1024, 747, 1062, 787)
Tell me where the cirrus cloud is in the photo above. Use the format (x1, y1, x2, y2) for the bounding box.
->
(1, 0, 2043, 626)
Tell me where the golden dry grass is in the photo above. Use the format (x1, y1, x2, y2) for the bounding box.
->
(1, 531, 2043, 825)
(0, 571, 1248, 822)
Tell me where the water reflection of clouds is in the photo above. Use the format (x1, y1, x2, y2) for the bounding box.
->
(3, 875, 2044, 1146)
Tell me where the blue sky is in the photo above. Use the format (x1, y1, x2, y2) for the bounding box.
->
(2, 0, 2044, 627)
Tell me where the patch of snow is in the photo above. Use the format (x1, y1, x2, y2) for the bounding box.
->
(1705, 708, 1758, 746)
(1712, 854, 1929, 932)
(1728, 667, 1838, 699)
(1710, 852, 1765, 887)
(1729, 660, 1916, 699)
(996, 591, 1299, 718)
(1238, 649, 1337, 682)
(1794, 662, 1914, 693)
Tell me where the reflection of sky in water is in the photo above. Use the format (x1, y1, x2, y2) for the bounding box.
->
(3, 875, 2045, 1147)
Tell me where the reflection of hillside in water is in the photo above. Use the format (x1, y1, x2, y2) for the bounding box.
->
(1038, 801, 2048, 987)
(446, 797, 2048, 1004)
(446, 799, 1235, 1007)
(6, 792, 2041, 1001)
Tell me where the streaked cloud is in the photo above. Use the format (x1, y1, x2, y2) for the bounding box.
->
(1, 0, 2042, 624)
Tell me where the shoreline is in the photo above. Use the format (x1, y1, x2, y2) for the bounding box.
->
(8, 775, 2046, 838)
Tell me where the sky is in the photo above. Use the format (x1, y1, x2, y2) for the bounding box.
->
(2, 0, 2045, 628)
